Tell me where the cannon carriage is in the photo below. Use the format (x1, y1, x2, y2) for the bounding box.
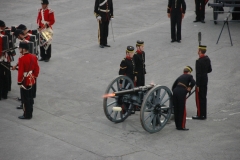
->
(103, 75, 173, 133)
(208, 0, 240, 24)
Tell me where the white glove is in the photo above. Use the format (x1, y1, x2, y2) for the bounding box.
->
(111, 17, 114, 21)
(97, 16, 102, 20)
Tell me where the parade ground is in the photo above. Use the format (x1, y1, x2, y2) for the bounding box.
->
(0, 0, 240, 159)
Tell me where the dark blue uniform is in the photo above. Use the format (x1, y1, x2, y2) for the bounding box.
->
(172, 73, 195, 129)
(167, 0, 186, 41)
(195, 55, 212, 119)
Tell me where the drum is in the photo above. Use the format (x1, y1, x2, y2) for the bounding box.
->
(39, 27, 53, 50)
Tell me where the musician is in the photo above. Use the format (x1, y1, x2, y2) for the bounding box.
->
(17, 42, 39, 119)
(194, 0, 207, 23)
(94, 0, 114, 48)
(119, 46, 137, 114)
(172, 66, 195, 131)
(14, 29, 30, 41)
(0, 21, 10, 99)
(0, 20, 14, 98)
(37, 0, 55, 62)
(14, 29, 38, 109)
(134, 40, 146, 87)
(192, 45, 212, 120)
(167, 0, 186, 43)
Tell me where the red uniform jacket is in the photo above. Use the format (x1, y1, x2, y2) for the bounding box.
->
(18, 53, 40, 86)
(37, 8, 55, 29)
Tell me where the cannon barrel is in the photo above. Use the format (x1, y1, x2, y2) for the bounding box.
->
(104, 84, 155, 97)
(208, 2, 240, 7)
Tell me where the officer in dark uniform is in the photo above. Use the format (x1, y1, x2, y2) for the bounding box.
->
(192, 45, 212, 120)
(134, 40, 146, 87)
(167, 0, 186, 43)
(119, 46, 137, 114)
(119, 46, 136, 83)
(94, 0, 114, 48)
(172, 66, 196, 131)
(194, 0, 207, 23)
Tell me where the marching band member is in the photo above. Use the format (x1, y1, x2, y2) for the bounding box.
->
(37, 0, 55, 62)
(17, 41, 39, 119)
(94, 0, 114, 48)
(0, 20, 9, 100)
(14, 29, 38, 109)
(0, 20, 14, 99)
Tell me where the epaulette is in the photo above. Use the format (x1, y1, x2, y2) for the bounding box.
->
(38, 8, 42, 12)
(48, 8, 54, 13)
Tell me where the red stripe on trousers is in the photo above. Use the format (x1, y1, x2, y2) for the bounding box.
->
(195, 87, 201, 116)
(182, 99, 186, 128)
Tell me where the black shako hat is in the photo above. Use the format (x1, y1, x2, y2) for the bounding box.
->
(17, 24, 27, 31)
(41, 0, 49, 4)
(198, 45, 207, 50)
(136, 40, 144, 46)
(184, 66, 193, 73)
(14, 29, 24, 37)
(19, 42, 29, 50)
(126, 46, 134, 53)
(0, 20, 5, 27)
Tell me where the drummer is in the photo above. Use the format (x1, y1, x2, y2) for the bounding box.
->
(37, 0, 55, 62)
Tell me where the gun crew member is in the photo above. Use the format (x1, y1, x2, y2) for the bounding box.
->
(119, 46, 137, 114)
(172, 66, 196, 131)
(167, 0, 186, 43)
(94, 0, 114, 48)
(134, 40, 146, 87)
(37, 0, 55, 62)
(192, 45, 212, 120)
(17, 42, 39, 119)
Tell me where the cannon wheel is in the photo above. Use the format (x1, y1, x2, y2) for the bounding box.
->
(140, 85, 173, 133)
(103, 75, 134, 123)
(213, 0, 218, 24)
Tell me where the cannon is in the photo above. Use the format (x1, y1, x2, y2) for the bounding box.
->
(208, 0, 240, 24)
(103, 75, 173, 133)
(208, 0, 240, 45)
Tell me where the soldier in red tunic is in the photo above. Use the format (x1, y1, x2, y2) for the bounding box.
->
(0, 20, 14, 99)
(37, 0, 55, 62)
(17, 42, 40, 119)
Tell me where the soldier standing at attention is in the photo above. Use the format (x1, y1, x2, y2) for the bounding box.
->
(37, 0, 55, 62)
(17, 42, 39, 119)
(134, 40, 146, 87)
(167, 0, 186, 43)
(192, 45, 212, 120)
(194, 0, 207, 23)
(94, 0, 114, 48)
(119, 46, 137, 84)
(172, 66, 196, 131)
(119, 46, 137, 114)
